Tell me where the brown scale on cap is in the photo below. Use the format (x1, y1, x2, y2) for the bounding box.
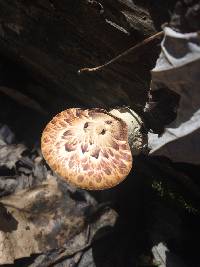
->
(41, 108, 132, 190)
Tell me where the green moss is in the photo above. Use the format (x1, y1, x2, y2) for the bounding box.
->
(152, 180, 199, 215)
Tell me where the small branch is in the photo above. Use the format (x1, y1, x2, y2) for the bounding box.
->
(78, 31, 163, 74)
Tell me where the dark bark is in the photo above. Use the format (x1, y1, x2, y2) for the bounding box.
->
(0, 0, 175, 116)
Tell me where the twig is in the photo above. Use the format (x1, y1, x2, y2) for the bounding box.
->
(78, 31, 163, 74)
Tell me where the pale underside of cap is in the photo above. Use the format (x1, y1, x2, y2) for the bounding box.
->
(41, 108, 132, 190)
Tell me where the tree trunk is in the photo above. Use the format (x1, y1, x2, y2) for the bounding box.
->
(0, 0, 175, 115)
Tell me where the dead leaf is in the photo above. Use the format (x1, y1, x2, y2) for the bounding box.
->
(0, 143, 26, 169)
(148, 27, 200, 164)
(152, 242, 186, 267)
(0, 175, 117, 264)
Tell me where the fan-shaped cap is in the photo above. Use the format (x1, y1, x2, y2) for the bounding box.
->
(41, 108, 132, 190)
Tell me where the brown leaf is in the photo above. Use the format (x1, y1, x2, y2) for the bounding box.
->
(0, 175, 117, 264)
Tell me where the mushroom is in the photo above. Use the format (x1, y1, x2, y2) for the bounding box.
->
(41, 108, 146, 190)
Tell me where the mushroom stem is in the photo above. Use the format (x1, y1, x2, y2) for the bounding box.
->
(109, 107, 147, 155)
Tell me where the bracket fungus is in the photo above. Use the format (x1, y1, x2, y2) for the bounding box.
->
(41, 108, 146, 190)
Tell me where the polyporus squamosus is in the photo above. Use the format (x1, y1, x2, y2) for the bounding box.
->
(41, 108, 146, 190)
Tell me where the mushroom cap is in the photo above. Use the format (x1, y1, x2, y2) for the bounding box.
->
(41, 108, 132, 190)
